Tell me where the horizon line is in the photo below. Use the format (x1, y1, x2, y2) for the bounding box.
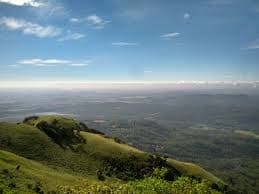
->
(0, 80, 258, 89)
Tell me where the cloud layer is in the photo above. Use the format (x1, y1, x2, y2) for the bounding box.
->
(70, 14, 110, 29)
(0, 17, 85, 40)
(0, 17, 61, 38)
(86, 14, 110, 29)
(18, 58, 91, 67)
(160, 32, 180, 39)
(0, 0, 43, 7)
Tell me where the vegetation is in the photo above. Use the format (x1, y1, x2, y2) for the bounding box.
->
(56, 168, 223, 194)
(101, 154, 179, 181)
(90, 117, 259, 193)
(0, 115, 234, 193)
(0, 150, 88, 193)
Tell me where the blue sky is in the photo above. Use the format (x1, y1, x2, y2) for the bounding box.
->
(0, 0, 259, 82)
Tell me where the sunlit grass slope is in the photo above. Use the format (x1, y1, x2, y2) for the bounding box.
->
(0, 150, 88, 193)
(0, 115, 230, 193)
(0, 119, 100, 177)
(168, 159, 223, 185)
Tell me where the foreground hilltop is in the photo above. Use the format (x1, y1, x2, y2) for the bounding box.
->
(0, 115, 237, 193)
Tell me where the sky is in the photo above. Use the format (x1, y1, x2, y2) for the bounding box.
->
(0, 0, 259, 83)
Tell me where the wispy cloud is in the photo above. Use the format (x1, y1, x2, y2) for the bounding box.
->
(86, 14, 110, 29)
(29, 1, 68, 18)
(243, 39, 259, 50)
(184, 13, 190, 19)
(18, 58, 92, 67)
(58, 32, 85, 41)
(112, 42, 139, 46)
(0, 0, 43, 7)
(69, 15, 110, 29)
(0, 17, 83, 41)
(0, 17, 61, 38)
(69, 17, 80, 23)
(160, 32, 180, 40)
(19, 59, 70, 66)
(3, 81, 259, 89)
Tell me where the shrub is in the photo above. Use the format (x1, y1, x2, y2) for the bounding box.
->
(96, 170, 105, 181)
(56, 175, 222, 194)
(102, 154, 179, 181)
(23, 116, 39, 123)
(36, 120, 85, 148)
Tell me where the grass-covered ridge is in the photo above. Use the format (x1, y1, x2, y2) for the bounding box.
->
(0, 150, 89, 193)
(0, 115, 235, 193)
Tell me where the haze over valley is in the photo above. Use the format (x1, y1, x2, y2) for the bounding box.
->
(1, 87, 259, 193)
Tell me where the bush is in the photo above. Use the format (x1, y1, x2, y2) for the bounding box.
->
(36, 120, 85, 148)
(56, 175, 222, 194)
(96, 170, 105, 181)
(23, 116, 39, 123)
(102, 154, 179, 181)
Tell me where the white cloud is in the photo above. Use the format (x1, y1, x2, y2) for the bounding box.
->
(2, 81, 258, 89)
(19, 59, 71, 65)
(45, 5, 66, 17)
(0, 17, 61, 38)
(112, 42, 139, 46)
(86, 14, 110, 29)
(69, 17, 80, 23)
(160, 32, 180, 40)
(31, 1, 67, 18)
(18, 58, 92, 67)
(144, 70, 152, 73)
(69, 15, 110, 29)
(184, 13, 190, 19)
(58, 32, 85, 41)
(0, 0, 43, 7)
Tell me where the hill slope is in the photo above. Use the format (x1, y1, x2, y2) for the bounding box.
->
(0, 115, 233, 193)
(0, 150, 89, 193)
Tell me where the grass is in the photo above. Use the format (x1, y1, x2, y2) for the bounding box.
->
(80, 132, 143, 157)
(0, 120, 100, 178)
(0, 150, 89, 193)
(167, 159, 223, 185)
(0, 115, 227, 193)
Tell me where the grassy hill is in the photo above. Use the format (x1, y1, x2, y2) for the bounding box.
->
(0, 115, 235, 193)
(0, 150, 89, 193)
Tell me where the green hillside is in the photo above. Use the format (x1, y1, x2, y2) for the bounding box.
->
(0, 115, 235, 193)
(0, 150, 89, 193)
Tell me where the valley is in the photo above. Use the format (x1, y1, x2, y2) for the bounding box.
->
(0, 90, 259, 193)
